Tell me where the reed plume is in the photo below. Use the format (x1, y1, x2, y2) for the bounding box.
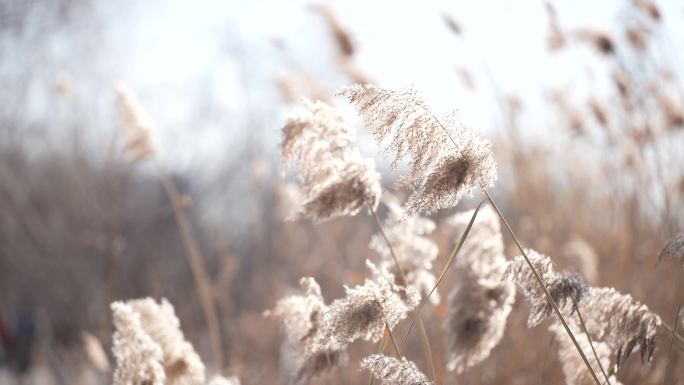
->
(338, 84, 496, 215)
(281, 98, 381, 221)
(310, 260, 419, 352)
(268, 277, 347, 384)
(504, 249, 588, 327)
(127, 298, 206, 385)
(369, 194, 440, 303)
(115, 82, 158, 162)
(111, 301, 166, 385)
(658, 233, 684, 269)
(444, 275, 515, 373)
(81, 331, 110, 372)
(577, 287, 661, 367)
(443, 204, 514, 373)
(360, 354, 433, 385)
(549, 322, 622, 385)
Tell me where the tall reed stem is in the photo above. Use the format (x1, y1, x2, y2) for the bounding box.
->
(157, 163, 224, 370)
(573, 300, 611, 384)
(482, 188, 602, 385)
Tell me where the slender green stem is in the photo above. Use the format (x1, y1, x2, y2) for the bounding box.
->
(400, 199, 486, 354)
(483, 188, 602, 385)
(663, 305, 681, 385)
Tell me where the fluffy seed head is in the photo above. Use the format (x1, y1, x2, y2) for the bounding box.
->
(115, 82, 158, 163)
(111, 301, 166, 385)
(126, 298, 206, 385)
(81, 331, 110, 372)
(269, 277, 347, 385)
(444, 276, 515, 373)
(360, 354, 433, 385)
(281, 98, 381, 221)
(504, 250, 588, 327)
(338, 84, 496, 215)
(577, 287, 661, 367)
(549, 322, 622, 385)
(443, 204, 514, 373)
(310, 261, 419, 352)
(658, 233, 684, 269)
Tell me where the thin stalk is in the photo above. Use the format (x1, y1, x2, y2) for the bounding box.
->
(156, 163, 224, 369)
(369, 204, 436, 381)
(663, 323, 684, 345)
(385, 322, 402, 356)
(483, 188, 602, 385)
(400, 199, 486, 354)
(573, 300, 612, 385)
(663, 288, 682, 385)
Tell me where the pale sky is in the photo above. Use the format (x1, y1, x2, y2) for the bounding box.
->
(5, 0, 684, 168)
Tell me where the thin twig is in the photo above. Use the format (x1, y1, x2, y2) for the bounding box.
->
(156, 163, 224, 370)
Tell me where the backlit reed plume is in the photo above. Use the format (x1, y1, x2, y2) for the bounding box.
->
(576, 287, 661, 367)
(338, 84, 496, 215)
(573, 28, 615, 55)
(504, 249, 588, 327)
(310, 260, 419, 352)
(634, 0, 661, 21)
(444, 275, 515, 373)
(443, 204, 515, 373)
(81, 331, 110, 372)
(281, 98, 381, 221)
(544, 1, 565, 51)
(268, 277, 347, 385)
(127, 298, 206, 385)
(360, 354, 433, 385)
(561, 238, 599, 284)
(549, 322, 622, 385)
(658, 234, 684, 269)
(115, 82, 158, 163)
(111, 301, 166, 385)
(369, 194, 440, 303)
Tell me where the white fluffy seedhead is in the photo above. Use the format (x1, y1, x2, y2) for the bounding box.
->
(280, 98, 381, 221)
(310, 261, 419, 352)
(338, 84, 496, 215)
(360, 354, 433, 385)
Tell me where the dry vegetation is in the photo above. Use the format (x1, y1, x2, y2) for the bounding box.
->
(1, 1, 683, 385)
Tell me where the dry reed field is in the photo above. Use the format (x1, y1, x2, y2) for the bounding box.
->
(1, 0, 683, 384)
